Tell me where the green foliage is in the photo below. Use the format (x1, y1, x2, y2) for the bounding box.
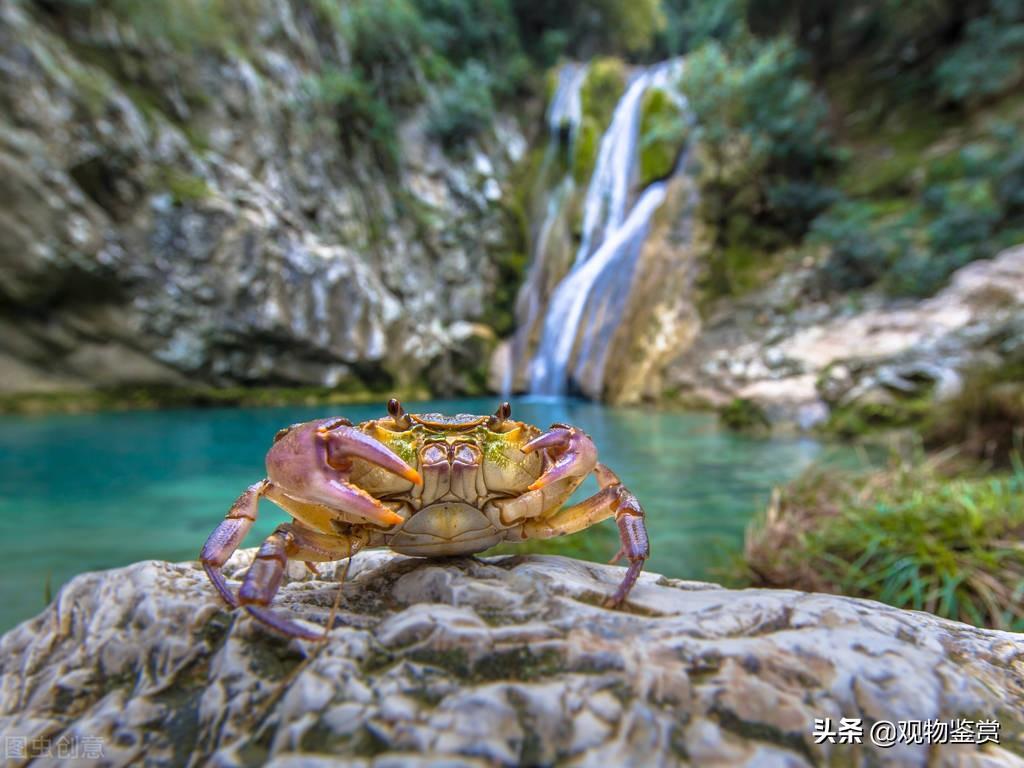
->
(482, 250, 529, 336)
(154, 166, 212, 205)
(658, 0, 748, 54)
(815, 121, 1024, 296)
(823, 393, 934, 438)
(413, 0, 528, 95)
(579, 57, 627, 127)
(682, 37, 835, 294)
(427, 62, 496, 148)
(810, 200, 915, 292)
(511, 0, 666, 59)
(746, 0, 1014, 106)
(42, 0, 261, 52)
(718, 397, 771, 432)
(936, 1, 1024, 105)
(342, 0, 427, 106)
(572, 117, 600, 185)
(307, 68, 399, 171)
(637, 87, 688, 187)
(741, 460, 1024, 630)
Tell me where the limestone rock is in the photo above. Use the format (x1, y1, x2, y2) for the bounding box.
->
(0, 1, 523, 393)
(665, 244, 1024, 427)
(1, 549, 1022, 767)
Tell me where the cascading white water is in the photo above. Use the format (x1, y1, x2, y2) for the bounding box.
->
(503, 63, 590, 397)
(529, 183, 667, 395)
(546, 63, 588, 139)
(526, 60, 687, 396)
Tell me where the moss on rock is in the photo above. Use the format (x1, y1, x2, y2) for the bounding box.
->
(572, 116, 600, 185)
(579, 57, 627, 128)
(154, 166, 212, 205)
(638, 87, 687, 187)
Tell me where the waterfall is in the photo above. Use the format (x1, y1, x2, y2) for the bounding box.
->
(530, 183, 667, 395)
(503, 63, 590, 397)
(523, 60, 687, 397)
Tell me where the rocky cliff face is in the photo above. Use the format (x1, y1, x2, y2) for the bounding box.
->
(1, 549, 1022, 766)
(0, 0, 524, 395)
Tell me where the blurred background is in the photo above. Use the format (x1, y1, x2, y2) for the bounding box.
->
(0, 0, 1022, 632)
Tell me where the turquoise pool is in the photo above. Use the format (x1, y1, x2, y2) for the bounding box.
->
(0, 397, 864, 631)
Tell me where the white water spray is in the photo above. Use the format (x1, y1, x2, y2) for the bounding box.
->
(526, 60, 687, 396)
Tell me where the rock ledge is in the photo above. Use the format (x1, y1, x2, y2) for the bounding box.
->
(1, 550, 1022, 767)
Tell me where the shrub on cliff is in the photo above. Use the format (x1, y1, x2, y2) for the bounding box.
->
(680, 36, 836, 294)
(739, 459, 1024, 631)
(427, 62, 496, 148)
(308, 68, 399, 171)
(815, 121, 1024, 296)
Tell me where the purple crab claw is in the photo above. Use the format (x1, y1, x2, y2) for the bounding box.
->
(320, 423, 422, 486)
(523, 425, 598, 491)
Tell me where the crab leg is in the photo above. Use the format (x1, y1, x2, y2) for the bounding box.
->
(522, 463, 649, 608)
(240, 523, 365, 640)
(200, 480, 269, 608)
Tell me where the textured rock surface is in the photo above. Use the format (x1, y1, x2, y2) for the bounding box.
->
(1, 549, 1022, 767)
(666, 244, 1024, 426)
(0, 0, 520, 393)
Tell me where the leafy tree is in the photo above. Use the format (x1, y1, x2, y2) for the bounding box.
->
(428, 62, 496, 147)
(681, 37, 835, 269)
(510, 0, 665, 59)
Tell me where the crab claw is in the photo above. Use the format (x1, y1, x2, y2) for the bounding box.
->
(320, 423, 422, 486)
(523, 425, 598, 491)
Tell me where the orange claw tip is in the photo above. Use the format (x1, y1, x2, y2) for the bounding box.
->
(527, 478, 546, 492)
(402, 467, 424, 485)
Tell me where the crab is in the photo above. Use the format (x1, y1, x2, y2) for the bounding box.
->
(200, 399, 650, 639)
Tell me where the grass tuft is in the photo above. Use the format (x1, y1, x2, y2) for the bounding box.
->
(738, 457, 1024, 631)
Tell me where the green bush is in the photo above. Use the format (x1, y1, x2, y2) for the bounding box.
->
(810, 200, 916, 292)
(308, 68, 399, 170)
(740, 460, 1024, 630)
(815, 122, 1024, 297)
(658, 0, 748, 54)
(926, 360, 1024, 465)
(745, 0, 1018, 107)
(718, 397, 770, 432)
(427, 62, 496, 148)
(342, 0, 427, 107)
(510, 0, 665, 59)
(935, 1, 1024, 105)
(682, 37, 835, 293)
(412, 0, 527, 95)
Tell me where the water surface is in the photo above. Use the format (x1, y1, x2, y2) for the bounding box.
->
(0, 398, 863, 632)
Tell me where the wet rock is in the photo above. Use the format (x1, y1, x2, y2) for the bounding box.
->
(1, 550, 1022, 766)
